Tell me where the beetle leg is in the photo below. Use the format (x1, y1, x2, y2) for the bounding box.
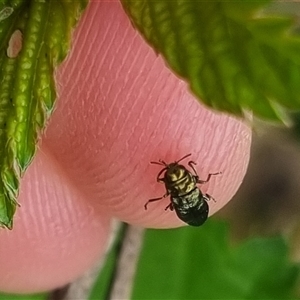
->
(165, 202, 174, 211)
(156, 167, 167, 182)
(188, 161, 198, 177)
(157, 176, 165, 182)
(144, 192, 169, 210)
(204, 193, 216, 203)
(197, 172, 222, 184)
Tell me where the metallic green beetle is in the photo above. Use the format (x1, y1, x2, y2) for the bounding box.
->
(145, 154, 220, 226)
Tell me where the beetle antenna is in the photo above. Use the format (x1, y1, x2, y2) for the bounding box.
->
(176, 153, 192, 163)
(150, 160, 167, 166)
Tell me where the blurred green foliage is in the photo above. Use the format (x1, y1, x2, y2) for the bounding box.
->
(131, 220, 300, 299)
(0, 292, 46, 300)
(89, 224, 129, 300)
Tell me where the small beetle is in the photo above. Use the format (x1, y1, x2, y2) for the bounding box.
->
(145, 154, 220, 226)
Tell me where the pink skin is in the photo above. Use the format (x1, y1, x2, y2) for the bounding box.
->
(0, 1, 251, 294)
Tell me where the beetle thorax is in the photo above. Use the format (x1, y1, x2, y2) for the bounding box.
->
(164, 164, 197, 197)
(164, 164, 186, 182)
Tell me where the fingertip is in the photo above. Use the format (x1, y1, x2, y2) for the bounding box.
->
(45, 2, 251, 229)
(0, 148, 111, 293)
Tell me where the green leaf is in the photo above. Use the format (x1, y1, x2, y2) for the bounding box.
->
(121, 1, 300, 121)
(0, 0, 87, 228)
(131, 220, 300, 299)
(0, 292, 46, 300)
(89, 223, 129, 300)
